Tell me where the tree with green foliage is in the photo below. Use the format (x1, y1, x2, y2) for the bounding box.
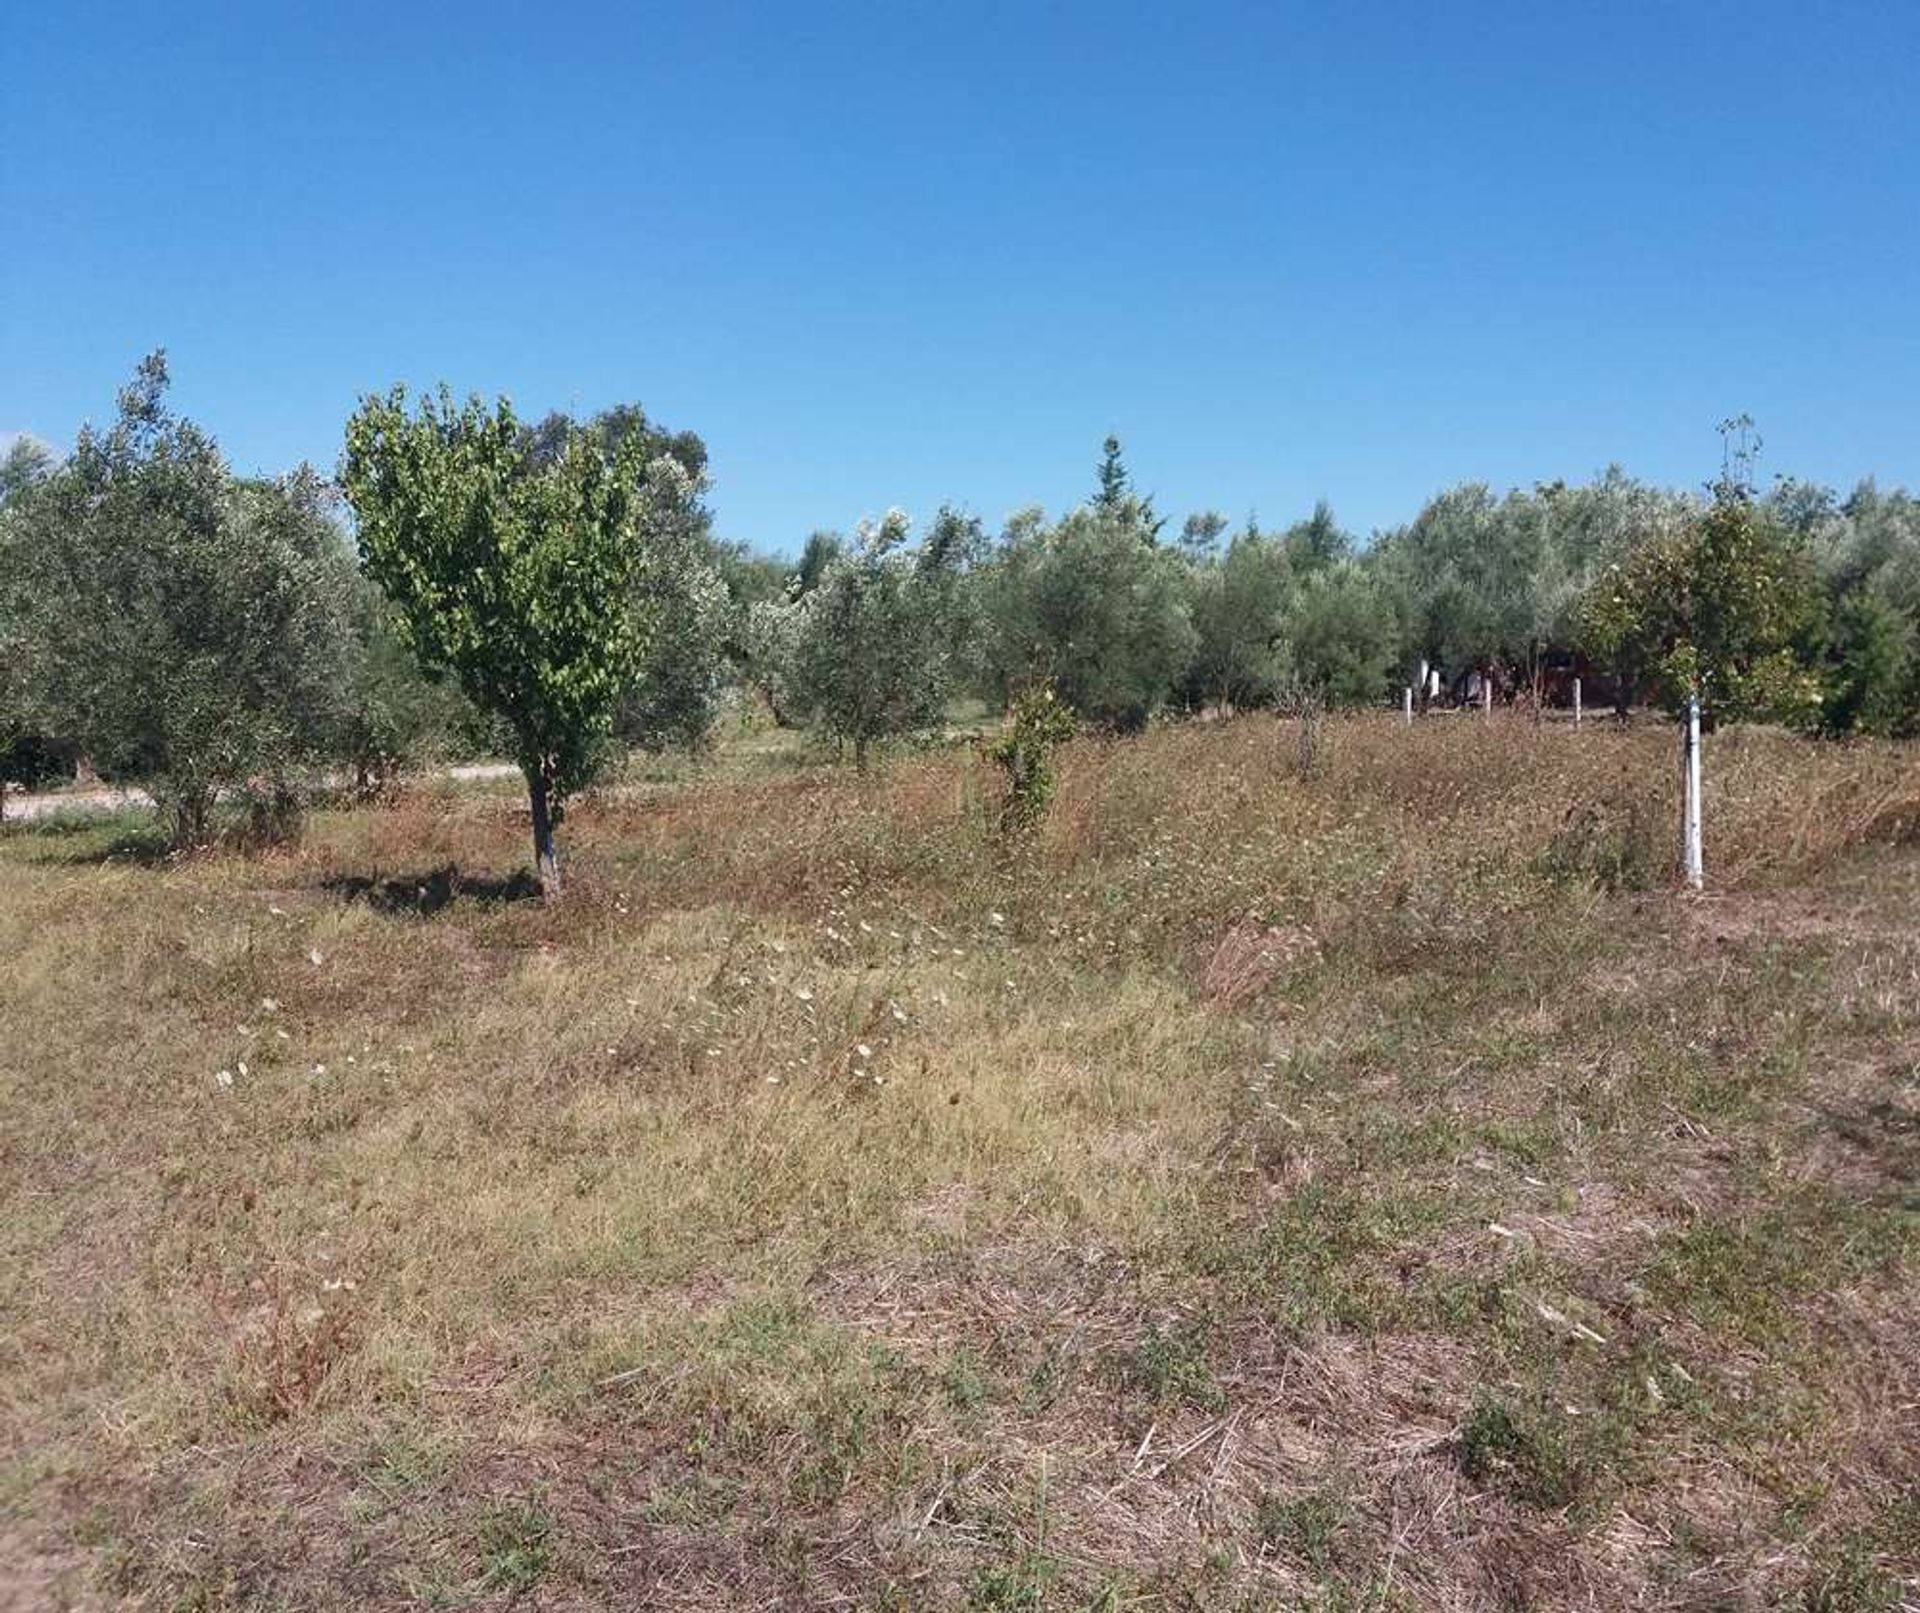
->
(1820, 585, 1913, 737)
(793, 530, 845, 595)
(0, 439, 54, 815)
(1280, 562, 1401, 707)
(1795, 480, 1920, 736)
(987, 682, 1076, 835)
(784, 510, 957, 767)
(1280, 500, 1349, 571)
(979, 500, 1195, 731)
(335, 578, 479, 797)
(1181, 525, 1293, 711)
(620, 548, 731, 754)
(1579, 487, 1822, 727)
(342, 385, 700, 894)
(9, 355, 353, 845)
(1095, 436, 1131, 510)
(1091, 435, 1164, 541)
(1177, 510, 1229, 561)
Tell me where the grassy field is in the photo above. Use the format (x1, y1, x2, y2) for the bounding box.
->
(3, 715, 1916, 1611)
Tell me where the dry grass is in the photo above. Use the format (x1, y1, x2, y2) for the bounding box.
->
(1, 713, 1915, 1610)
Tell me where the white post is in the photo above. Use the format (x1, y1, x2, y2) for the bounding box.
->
(1403, 686, 1413, 726)
(1572, 677, 1582, 729)
(1682, 694, 1704, 890)
(1482, 676, 1493, 720)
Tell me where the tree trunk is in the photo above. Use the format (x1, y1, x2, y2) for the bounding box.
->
(173, 788, 210, 850)
(528, 767, 561, 898)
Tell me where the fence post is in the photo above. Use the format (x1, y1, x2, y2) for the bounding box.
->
(1682, 694, 1704, 890)
(1482, 676, 1492, 721)
(1403, 686, 1413, 726)
(1572, 677, 1582, 728)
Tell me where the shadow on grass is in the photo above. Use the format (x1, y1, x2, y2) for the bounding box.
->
(1, 811, 176, 866)
(322, 864, 541, 917)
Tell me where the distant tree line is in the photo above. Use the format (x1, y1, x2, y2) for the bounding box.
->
(3, 359, 1915, 883)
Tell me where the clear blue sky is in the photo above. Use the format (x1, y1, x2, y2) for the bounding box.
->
(4, 1, 1916, 553)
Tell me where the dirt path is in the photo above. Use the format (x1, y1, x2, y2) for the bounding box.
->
(2, 763, 522, 824)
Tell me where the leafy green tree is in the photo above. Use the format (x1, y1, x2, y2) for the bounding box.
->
(741, 596, 801, 727)
(9, 355, 353, 844)
(1280, 562, 1400, 707)
(1178, 510, 1229, 561)
(0, 439, 54, 813)
(1181, 526, 1293, 710)
(1090, 435, 1164, 541)
(1095, 435, 1131, 511)
(335, 579, 478, 797)
(620, 548, 731, 754)
(1820, 585, 1913, 737)
(0, 435, 52, 503)
(979, 501, 1195, 731)
(1280, 500, 1350, 571)
(784, 510, 956, 767)
(342, 385, 699, 894)
(987, 682, 1075, 835)
(1579, 488, 1822, 726)
(793, 530, 845, 595)
(1801, 480, 1920, 735)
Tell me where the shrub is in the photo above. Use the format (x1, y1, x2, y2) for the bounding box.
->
(986, 684, 1075, 836)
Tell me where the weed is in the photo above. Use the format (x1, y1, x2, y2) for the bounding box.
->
(1255, 1489, 1350, 1573)
(4, 716, 1916, 1608)
(476, 1502, 554, 1596)
(1119, 1323, 1225, 1412)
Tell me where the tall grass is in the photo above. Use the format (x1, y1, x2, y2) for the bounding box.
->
(1, 714, 1914, 1609)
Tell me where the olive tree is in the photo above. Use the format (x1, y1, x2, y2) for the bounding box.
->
(1181, 524, 1294, 711)
(9, 355, 353, 845)
(342, 386, 700, 895)
(979, 501, 1195, 731)
(784, 509, 957, 767)
(1280, 562, 1401, 707)
(0, 439, 54, 815)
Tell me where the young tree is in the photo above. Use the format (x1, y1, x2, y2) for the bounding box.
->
(784, 510, 956, 767)
(1579, 487, 1821, 727)
(342, 386, 700, 894)
(9, 355, 353, 844)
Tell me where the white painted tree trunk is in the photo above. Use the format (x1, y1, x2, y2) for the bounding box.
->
(1682, 695, 1704, 890)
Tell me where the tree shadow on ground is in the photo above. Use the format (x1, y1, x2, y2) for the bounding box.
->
(322, 864, 540, 917)
(2, 816, 177, 867)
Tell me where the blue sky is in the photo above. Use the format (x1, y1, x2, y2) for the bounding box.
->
(4, 1, 1916, 553)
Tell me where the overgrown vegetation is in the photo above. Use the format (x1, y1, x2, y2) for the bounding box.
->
(3, 716, 1914, 1607)
(6, 368, 1920, 873)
